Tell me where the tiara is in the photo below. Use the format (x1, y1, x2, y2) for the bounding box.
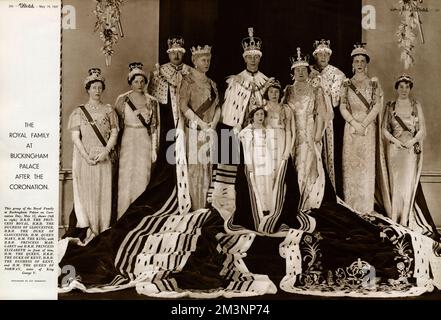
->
(290, 47, 309, 69)
(84, 68, 105, 87)
(395, 74, 413, 87)
(396, 74, 413, 83)
(129, 62, 143, 71)
(313, 39, 332, 56)
(242, 27, 262, 57)
(191, 45, 212, 56)
(167, 36, 186, 53)
(267, 79, 281, 90)
(127, 62, 147, 81)
(351, 42, 369, 57)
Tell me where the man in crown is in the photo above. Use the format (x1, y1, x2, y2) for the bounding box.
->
(221, 27, 274, 133)
(148, 36, 191, 127)
(147, 36, 193, 215)
(210, 27, 274, 218)
(311, 39, 345, 195)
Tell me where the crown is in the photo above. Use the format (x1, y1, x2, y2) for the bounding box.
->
(242, 27, 262, 57)
(191, 45, 212, 56)
(167, 36, 186, 53)
(313, 39, 332, 56)
(290, 47, 309, 69)
(351, 42, 370, 61)
(84, 68, 105, 87)
(127, 62, 147, 82)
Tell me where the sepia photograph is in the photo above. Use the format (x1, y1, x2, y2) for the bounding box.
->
(1, 0, 440, 306)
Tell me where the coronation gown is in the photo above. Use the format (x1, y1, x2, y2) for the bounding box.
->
(68, 104, 118, 234)
(284, 82, 328, 212)
(179, 69, 220, 210)
(115, 92, 158, 219)
(340, 77, 382, 213)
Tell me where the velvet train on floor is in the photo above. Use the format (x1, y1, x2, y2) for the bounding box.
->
(59, 196, 441, 298)
(59, 102, 441, 298)
(59, 153, 441, 298)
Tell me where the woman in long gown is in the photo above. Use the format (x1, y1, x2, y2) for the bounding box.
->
(340, 43, 382, 214)
(68, 68, 118, 242)
(115, 63, 159, 219)
(179, 45, 220, 210)
(382, 75, 435, 234)
(283, 48, 331, 212)
(239, 107, 273, 216)
(263, 80, 294, 184)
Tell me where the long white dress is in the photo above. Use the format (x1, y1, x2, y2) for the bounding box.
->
(68, 104, 118, 234)
(285, 83, 327, 211)
(264, 102, 293, 184)
(115, 92, 158, 218)
(383, 99, 425, 227)
(239, 124, 273, 214)
(340, 77, 382, 213)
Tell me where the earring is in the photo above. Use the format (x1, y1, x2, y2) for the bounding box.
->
(364, 66, 368, 74)
(352, 67, 355, 74)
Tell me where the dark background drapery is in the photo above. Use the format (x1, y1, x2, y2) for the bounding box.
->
(158, 0, 362, 196)
(158, 0, 361, 90)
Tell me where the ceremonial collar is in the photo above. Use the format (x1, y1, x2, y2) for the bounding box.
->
(246, 69, 259, 76)
(171, 63, 184, 71)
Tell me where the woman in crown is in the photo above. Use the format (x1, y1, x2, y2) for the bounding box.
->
(283, 48, 331, 212)
(380, 75, 440, 239)
(339, 44, 383, 214)
(114, 63, 159, 219)
(263, 79, 294, 184)
(68, 69, 119, 243)
(179, 45, 220, 210)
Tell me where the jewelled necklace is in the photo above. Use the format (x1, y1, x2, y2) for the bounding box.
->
(293, 82, 309, 95)
(86, 102, 103, 110)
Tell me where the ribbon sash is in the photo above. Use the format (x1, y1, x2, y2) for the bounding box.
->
(79, 105, 107, 147)
(125, 96, 150, 129)
(194, 85, 217, 119)
(348, 82, 371, 112)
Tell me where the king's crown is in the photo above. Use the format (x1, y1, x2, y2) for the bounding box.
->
(242, 27, 262, 52)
